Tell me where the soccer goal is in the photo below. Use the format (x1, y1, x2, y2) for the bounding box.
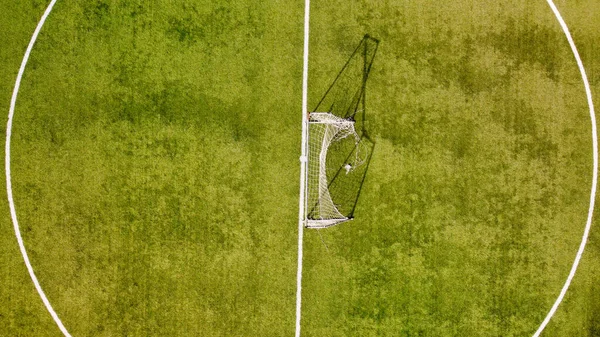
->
(300, 34, 379, 229)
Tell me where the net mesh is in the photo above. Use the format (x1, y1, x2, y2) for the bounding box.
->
(306, 113, 360, 226)
(305, 35, 379, 229)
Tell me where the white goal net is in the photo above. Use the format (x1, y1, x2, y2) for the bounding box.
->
(301, 34, 379, 229)
(305, 113, 367, 228)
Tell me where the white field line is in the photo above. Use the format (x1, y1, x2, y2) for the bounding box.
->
(5, 0, 71, 336)
(296, 0, 311, 336)
(534, 1, 597, 336)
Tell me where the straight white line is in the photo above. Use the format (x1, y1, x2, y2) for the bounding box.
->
(534, 1, 597, 336)
(296, 0, 311, 336)
(5, 1, 72, 336)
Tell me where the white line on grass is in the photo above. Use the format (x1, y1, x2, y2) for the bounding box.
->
(533, 1, 597, 336)
(5, 1, 71, 336)
(296, 0, 311, 336)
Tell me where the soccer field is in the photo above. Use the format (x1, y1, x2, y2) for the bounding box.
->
(0, 1, 599, 336)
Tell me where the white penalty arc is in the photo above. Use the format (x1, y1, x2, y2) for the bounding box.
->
(5, 0, 70, 336)
(533, 0, 597, 336)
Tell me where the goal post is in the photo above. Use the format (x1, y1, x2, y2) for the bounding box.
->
(301, 34, 379, 229)
(306, 113, 359, 228)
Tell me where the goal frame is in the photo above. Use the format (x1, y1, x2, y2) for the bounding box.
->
(299, 34, 379, 230)
(304, 112, 359, 228)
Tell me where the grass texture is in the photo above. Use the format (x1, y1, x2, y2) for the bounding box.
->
(0, 1, 599, 336)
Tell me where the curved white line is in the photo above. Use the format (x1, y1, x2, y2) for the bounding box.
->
(5, 1, 71, 336)
(534, 1, 597, 336)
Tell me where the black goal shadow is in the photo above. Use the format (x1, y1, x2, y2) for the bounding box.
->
(309, 34, 379, 221)
(325, 134, 375, 219)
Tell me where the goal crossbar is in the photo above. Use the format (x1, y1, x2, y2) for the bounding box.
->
(306, 217, 353, 229)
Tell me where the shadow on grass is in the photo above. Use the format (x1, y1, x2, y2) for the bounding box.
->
(308, 34, 380, 222)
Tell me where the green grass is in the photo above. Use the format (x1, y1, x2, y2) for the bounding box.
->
(1, 0, 599, 336)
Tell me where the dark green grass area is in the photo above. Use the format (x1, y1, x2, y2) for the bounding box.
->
(0, 0, 599, 336)
(304, 1, 600, 337)
(1, 1, 303, 336)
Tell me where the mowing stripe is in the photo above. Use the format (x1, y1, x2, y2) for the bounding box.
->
(296, 0, 311, 336)
(5, 1, 71, 336)
(533, 1, 597, 336)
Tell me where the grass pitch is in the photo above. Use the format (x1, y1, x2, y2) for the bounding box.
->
(1, 1, 599, 336)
